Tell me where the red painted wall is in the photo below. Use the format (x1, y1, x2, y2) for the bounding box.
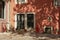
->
(13, 0, 59, 34)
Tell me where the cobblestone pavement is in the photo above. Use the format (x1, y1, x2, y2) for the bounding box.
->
(0, 32, 60, 40)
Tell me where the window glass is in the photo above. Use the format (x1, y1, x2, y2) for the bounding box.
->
(54, 0, 60, 6)
(16, 14, 25, 30)
(15, 0, 27, 4)
(0, 1, 4, 18)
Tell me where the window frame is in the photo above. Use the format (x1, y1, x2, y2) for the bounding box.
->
(15, 0, 27, 4)
(15, 12, 35, 30)
(54, 0, 60, 6)
(0, 1, 4, 18)
(26, 12, 35, 30)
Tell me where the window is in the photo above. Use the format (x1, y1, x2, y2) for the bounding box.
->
(27, 14, 34, 28)
(17, 14, 25, 30)
(54, 0, 60, 6)
(15, 12, 35, 30)
(0, 1, 5, 18)
(15, 0, 27, 4)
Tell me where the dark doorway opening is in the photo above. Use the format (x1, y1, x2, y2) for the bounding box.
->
(0, 1, 5, 18)
(44, 26, 51, 34)
(27, 14, 34, 28)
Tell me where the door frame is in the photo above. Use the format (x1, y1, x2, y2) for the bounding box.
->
(44, 26, 53, 34)
(26, 12, 35, 30)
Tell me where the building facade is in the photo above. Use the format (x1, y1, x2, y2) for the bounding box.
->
(0, 0, 60, 34)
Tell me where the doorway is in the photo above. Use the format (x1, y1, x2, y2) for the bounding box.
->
(15, 13, 35, 30)
(27, 14, 34, 28)
(44, 26, 52, 34)
(0, 1, 5, 18)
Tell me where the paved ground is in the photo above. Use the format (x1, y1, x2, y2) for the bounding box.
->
(0, 32, 60, 40)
